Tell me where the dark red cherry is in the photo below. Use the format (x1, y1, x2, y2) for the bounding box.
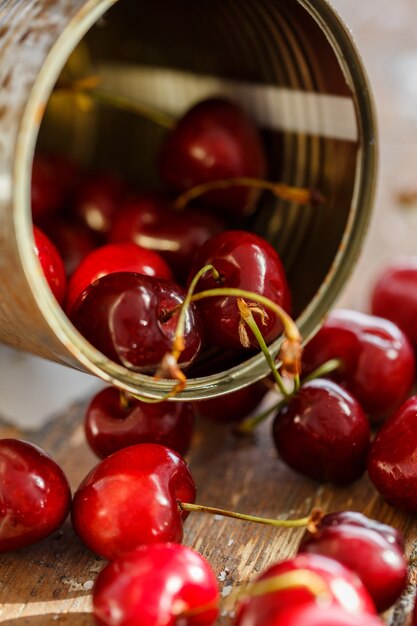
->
(272, 379, 370, 484)
(69, 272, 203, 372)
(189, 230, 291, 350)
(110, 194, 226, 283)
(31, 154, 65, 221)
(71, 443, 196, 560)
(371, 258, 417, 352)
(159, 98, 267, 215)
(413, 597, 417, 626)
(33, 226, 67, 305)
(85, 386, 194, 458)
(302, 309, 415, 421)
(72, 172, 126, 234)
(235, 553, 376, 626)
(66, 242, 173, 313)
(40, 217, 99, 278)
(0, 439, 71, 552)
(319, 511, 405, 550)
(193, 380, 267, 423)
(368, 396, 417, 513)
(93, 543, 219, 626)
(299, 523, 408, 612)
(251, 604, 384, 626)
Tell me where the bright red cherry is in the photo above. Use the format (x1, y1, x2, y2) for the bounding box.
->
(0, 439, 71, 552)
(71, 443, 196, 560)
(33, 226, 67, 305)
(31, 154, 65, 221)
(159, 98, 267, 215)
(85, 386, 194, 458)
(93, 543, 219, 626)
(72, 173, 126, 234)
(66, 242, 174, 313)
(189, 230, 291, 350)
(249, 604, 384, 626)
(235, 553, 376, 626)
(193, 381, 268, 423)
(69, 272, 203, 372)
(299, 522, 408, 612)
(272, 379, 370, 484)
(319, 511, 405, 550)
(109, 194, 226, 283)
(368, 396, 417, 513)
(302, 309, 415, 421)
(40, 217, 99, 278)
(371, 258, 417, 352)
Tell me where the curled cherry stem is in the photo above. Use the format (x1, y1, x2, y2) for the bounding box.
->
(179, 501, 322, 532)
(174, 177, 324, 210)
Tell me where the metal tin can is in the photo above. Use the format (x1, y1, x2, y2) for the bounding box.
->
(0, 0, 377, 400)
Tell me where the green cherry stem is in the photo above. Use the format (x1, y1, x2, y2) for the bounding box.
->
(301, 358, 342, 384)
(234, 397, 287, 435)
(178, 502, 322, 531)
(174, 177, 324, 210)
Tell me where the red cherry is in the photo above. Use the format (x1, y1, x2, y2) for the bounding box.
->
(93, 543, 219, 626)
(368, 395, 417, 513)
(66, 242, 174, 313)
(72, 173, 126, 234)
(235, 553, 376, 626)
(71, 443, 196, 560)
(189, 230, 291, 350)
(413, 597, 417, 626)
(159, 98, 267, 215)
(272, 379, 370, 484)
(31, 154, 65, 221)
(33, 226, 67, 305)
(40, 217, 99, 278)
(85, 386, 194, 458)
(193, 381, 267, 423)
(298, 523, 408, 612)
(109, 194, 226, 283)
(0, 439, 71, 552)
(302, 309, 415, 421)
(371, 258, 417, 351)
(250, 604, 384, 626)
(319, 511, 405, 550)
(69, 272, 203, 372)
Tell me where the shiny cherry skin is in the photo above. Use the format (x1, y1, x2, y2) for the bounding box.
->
(235, 553, 376, 626)
(272, 379, 370, 484)
(189, 231, 291, 350)
(371, 258, 417, 351)
(109, 194, 226, 283)
(193, 381, 267, 423)
(69, 272, 203, 372)
(299, 523, 408, 612)
(33, 226, 67, 305)
(159, 98, 267, 216)
(251, 604, 385, 626)
(368, 396, 417, 513)
(66, 242, 173, 313)
(31, 154, 65, 221)
(72, 172, 126, 234)
(40, 217, 99, 278)
(71, 443, 196, 560)
(85, 386, 194, 458)
(302, 309, 415, 422)
(0, 439, 71, 552)
(93, 543, 219, 626)
(319, 511, 405, 550)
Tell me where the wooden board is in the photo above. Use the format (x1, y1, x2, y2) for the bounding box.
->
(0, 398, 416, 625)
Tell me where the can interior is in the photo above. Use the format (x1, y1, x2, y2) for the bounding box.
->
(32, 0, 373, 395)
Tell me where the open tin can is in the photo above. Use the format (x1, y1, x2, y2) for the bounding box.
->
(0, 0, 377, 400)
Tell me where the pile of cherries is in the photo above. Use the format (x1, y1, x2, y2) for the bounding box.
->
(9, 92, 417, 624)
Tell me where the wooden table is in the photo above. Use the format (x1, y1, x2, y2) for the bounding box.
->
(2, 0, 417, 624)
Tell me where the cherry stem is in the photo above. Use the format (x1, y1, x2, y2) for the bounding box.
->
(237, 298, 291, 398)
(179, 501, 323, 532)
(53, 76, 175, 129)
(302, 358, 342, 383)
(119, 390, 132, 411)
(234, 397, 287, 435)
(240, 569, 331, 601)
(174, 177, 324, 210)
(173, 598, 219, 619)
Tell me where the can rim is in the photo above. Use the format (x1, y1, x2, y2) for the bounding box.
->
(13, 0, 377, 401)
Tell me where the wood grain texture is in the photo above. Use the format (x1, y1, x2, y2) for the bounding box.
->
(0, 397, 416, 625)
